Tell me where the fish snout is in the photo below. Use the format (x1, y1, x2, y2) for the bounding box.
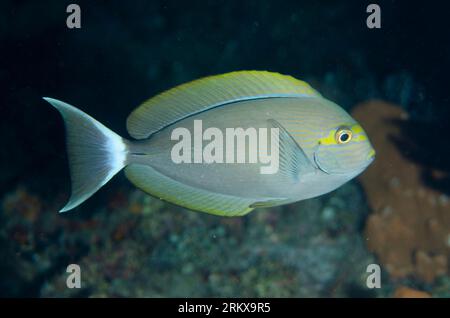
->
(367, 148, 376, 162)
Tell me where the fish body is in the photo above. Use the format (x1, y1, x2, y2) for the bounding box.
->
(44, 71, 375, 216)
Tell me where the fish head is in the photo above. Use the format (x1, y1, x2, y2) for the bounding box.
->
(312, 121, 375, 177)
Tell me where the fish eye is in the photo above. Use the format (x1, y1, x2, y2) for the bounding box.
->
(335, 127, 352, 144)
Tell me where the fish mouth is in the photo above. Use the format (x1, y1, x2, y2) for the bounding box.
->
(367, 149, 376, 163)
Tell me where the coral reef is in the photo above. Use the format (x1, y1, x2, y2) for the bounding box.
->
(352, 101, 449, 284)
(1, 182, 376, 297)
(393, 286, 431, 298)
(1, 1, 449, 298)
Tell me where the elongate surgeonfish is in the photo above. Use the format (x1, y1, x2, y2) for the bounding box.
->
(44, 71, 375, 216)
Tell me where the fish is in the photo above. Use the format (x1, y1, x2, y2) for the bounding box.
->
(44, 70, 375, 216)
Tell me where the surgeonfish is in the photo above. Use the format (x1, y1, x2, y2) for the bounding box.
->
(44, 71, 375, 216)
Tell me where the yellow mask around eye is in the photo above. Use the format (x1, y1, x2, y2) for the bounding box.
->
(335, 127, 352, 144)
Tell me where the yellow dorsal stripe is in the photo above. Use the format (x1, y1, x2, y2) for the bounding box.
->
(126, 70, 322, 139)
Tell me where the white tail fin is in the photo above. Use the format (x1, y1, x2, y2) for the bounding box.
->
(44, 97, 128, 212)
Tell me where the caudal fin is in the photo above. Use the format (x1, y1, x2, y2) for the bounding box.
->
(44, 97, 128, 212)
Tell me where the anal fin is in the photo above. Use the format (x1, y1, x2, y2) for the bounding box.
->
(125, 164, 282, 217)
(250, 198, 291, 209)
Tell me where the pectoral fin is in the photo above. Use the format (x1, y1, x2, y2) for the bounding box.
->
(268, 119, 315, 182)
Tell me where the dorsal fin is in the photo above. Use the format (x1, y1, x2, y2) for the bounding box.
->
(126, 71, 321, 139)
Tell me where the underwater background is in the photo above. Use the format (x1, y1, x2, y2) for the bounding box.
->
(0, 0, 449, 297)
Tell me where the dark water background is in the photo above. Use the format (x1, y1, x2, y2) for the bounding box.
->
(0, 0, 449, 297)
